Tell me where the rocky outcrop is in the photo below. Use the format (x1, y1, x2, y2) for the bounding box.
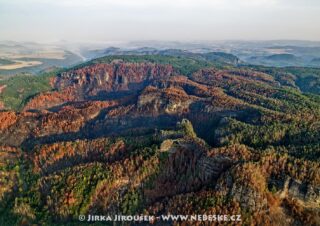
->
(144, 138, 233, 202)
(215, 163, 269, 212)
(137, 85, 195, 115)
(56, 62, 175, 96)
(198, 156, 232, 181)
(279, 177, 320, 205)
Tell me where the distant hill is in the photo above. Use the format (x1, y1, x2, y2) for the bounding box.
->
(84, 47, 241, 66)
(311, 57, 320, 65)
(203, 52, 240, 65)
(246, 53, 306, 67)
(266, 53, 300, 61)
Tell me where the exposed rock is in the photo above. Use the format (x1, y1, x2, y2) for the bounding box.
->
(160, 139, 174, 152)
(215, 164, 268, 212)
(56, 63, 175, 96)
(197, 156, 232, 180)
(279, 177, 320, 205)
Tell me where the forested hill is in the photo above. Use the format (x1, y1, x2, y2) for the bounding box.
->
(0, 55, 319, 225)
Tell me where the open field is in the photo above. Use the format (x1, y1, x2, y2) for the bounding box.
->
(264, 48, 290, 54)
(0, 51, 66, 60)
(0, 43, 82, 73)
(0, 60, 42, 70)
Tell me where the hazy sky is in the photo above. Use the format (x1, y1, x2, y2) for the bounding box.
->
(0, 0, 319, 43)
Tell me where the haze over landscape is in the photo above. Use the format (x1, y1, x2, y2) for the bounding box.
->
(1, 0, 320, 42)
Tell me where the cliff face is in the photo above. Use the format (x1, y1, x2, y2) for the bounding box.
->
(56, 62, 175, 95)
(23, 62, 174, 111)
(0, 58, 319, 225)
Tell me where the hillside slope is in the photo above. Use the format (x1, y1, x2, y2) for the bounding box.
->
(0, 55, 319, 225)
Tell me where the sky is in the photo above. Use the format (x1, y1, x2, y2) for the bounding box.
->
(0, 0, 319, 43)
